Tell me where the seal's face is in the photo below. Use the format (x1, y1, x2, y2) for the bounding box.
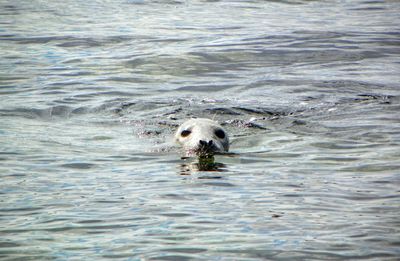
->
(174, 118, 229, 157)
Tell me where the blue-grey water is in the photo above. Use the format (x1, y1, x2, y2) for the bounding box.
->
(1, 0, 400, 260)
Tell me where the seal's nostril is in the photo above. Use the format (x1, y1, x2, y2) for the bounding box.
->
(200, 140, 213, 147)
(199, 140, 214, 148)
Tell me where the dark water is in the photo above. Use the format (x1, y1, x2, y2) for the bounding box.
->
(1, 0, 400, 260)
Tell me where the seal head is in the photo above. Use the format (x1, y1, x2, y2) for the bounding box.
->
(174, 118, 229, 157)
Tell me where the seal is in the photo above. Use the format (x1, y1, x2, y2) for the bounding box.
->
(174, 118, 229, 157)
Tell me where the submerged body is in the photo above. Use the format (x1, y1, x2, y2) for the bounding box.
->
(174, 118, 229, 157)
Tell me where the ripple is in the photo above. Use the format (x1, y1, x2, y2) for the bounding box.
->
(149, 255, 192, 261)
(160, 213, 192, 218)
(60, 163, 95, 169)
(0, 242, 22, 248)
(0, 207, 43, 213)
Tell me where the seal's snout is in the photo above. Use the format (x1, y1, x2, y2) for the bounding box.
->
(199, 139, 213, 147)
(197, 139, 218, 157)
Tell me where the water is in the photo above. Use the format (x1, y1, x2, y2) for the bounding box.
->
(1, 0, 400, 260)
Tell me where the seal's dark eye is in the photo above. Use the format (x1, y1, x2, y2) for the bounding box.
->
(181, 130, 191, 137)
(215, 129, 225, 139)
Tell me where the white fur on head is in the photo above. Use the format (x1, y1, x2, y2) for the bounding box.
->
(174, 118, 229, 156)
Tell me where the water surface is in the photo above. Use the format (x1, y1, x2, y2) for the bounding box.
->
(1, 0, 400, 260)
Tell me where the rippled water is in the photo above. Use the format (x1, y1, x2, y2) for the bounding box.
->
(1, 0, 400, 260)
